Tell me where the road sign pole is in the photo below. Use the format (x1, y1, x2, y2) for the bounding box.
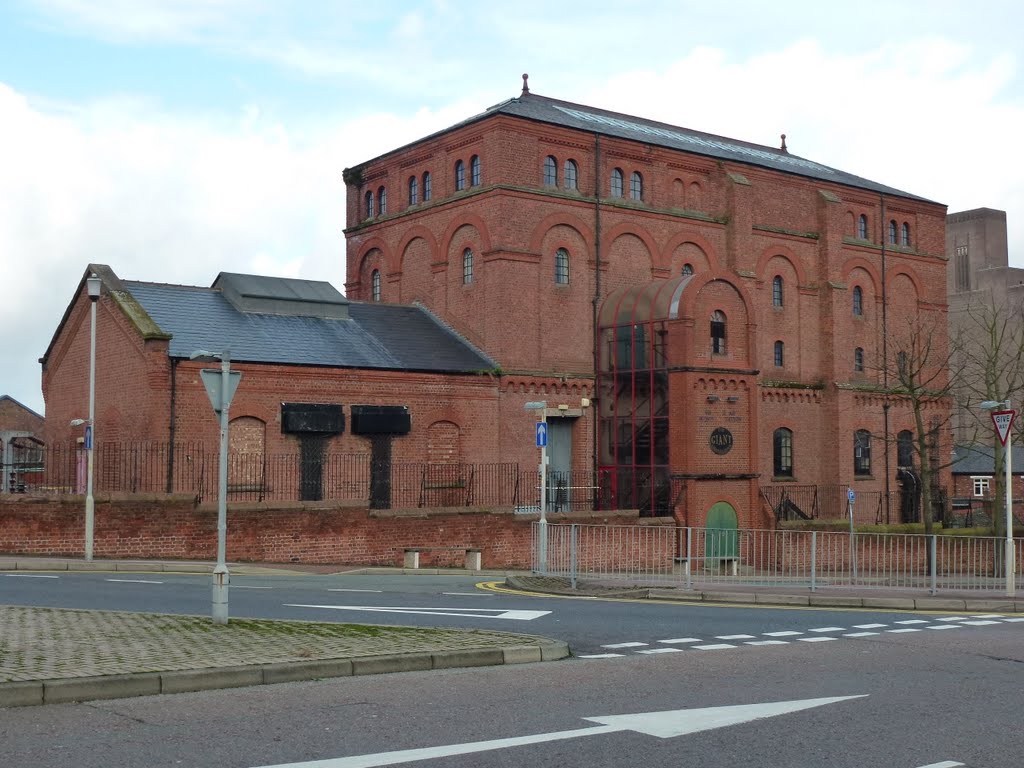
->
(539, 411, 548, 575)
(990, 407, 1017, 597)
(847, 488, 856, 584)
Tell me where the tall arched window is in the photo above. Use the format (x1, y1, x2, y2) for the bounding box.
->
(454, 160, 465, 191)
(853, 286, 863, 316)
(555, 248, 570, 284)
(462, 248, 474, 284)
(422, 171, 432, 201)
(772, 275, 784, 307)
(610, 168, 624, 198)
(854, 429, 872, 476)
(901, 222, 911, 246)
(897, 429, 914, 467)
(365, 190, 374, 218)
(854, 347, 864, 372)
(774, 340, 785, 367)
(564, 159, 578, 190)
(773, 428, 793, 477)
(710, 310, 727, 354)
(408, 176, 418, 205)
(470, 155, 481, 186)
(857, 214, 868, 240)
(544, 155, 557, 186)
(630, 171, 643, 201)
(888, 220, 898, 244)
(377, 186, 387, 215)
(371, 269, 381, 302)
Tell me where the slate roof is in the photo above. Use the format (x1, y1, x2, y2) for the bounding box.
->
(357, 90, 933, 203)
(952, 444, 1024, 475)
(124, 280, 496, 373)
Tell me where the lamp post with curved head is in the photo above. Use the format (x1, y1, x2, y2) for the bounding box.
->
(980, 399, 1016, 597)
(84, 273, 102, 561)
(192, 348, 240, 624)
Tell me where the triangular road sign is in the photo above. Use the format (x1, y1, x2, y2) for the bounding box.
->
(200, 368, 242, 413)
(991, 409, 1017, 447)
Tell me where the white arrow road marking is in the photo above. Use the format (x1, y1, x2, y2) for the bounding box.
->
(283, 604, 550, 621)
(105, 578, 164, 584)
(250, 695, 866, 768)
(916, 761, 964, 767)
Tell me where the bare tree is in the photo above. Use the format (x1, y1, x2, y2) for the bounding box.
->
(951, 293, 1024, 537)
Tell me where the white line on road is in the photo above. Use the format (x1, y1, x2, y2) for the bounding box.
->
(577, 653, 625, 659)
(636, 647, 685, 654)
(658, 637, 703, 644)
(915, 761, 964, 767)
(886, 628, 921, 633)
(936, 616, 968, 622)
(798, 637, 836, 643)
(925, 625, 960, 630)
(601, 642, 648, 649)
(808, 626, 845, 633)
(843, 632, 879, 637)
(969, 614, 1004, 618)
(853, 623, 887, 629)
(691, 643, 736, 650)
(716, 634, 755, 640)
(763, 630, 803, 637)
(1001, 617, 1024, 622)
(745, 640, 789, 646)
(961, 620, 1001, 626)
(443, 592, 490, 597)
(284, 604, 550, 621)
(3, 574, 59, 578)
(895, 619, 929, 625)
(105, 578, 164, 584)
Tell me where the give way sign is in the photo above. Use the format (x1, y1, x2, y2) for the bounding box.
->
(991, 409, 1017, 446)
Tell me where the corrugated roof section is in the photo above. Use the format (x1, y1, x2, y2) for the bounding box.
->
(124, 281, 496, 374)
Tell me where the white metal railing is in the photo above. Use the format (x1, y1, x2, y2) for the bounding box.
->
(531, 523, 1024, 595)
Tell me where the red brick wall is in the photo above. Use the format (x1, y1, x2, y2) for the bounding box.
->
(0, 398, 44, 434)
(0, 495, 653, 568)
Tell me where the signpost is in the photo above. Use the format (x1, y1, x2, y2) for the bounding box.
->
(525, 402, 548, 574)
(847, 488, 856, 582)
(990, 407, 1017, 597)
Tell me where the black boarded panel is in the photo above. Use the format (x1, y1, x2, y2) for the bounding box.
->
(281, 403, 344, 434)
(350, 405, 411, 435)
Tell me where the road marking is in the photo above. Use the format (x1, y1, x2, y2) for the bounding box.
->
(284, 604, 550, 621)
(886, 628, 921, 633)
(249, 696, 867, 767)
(601, 642, 648, 649)
(843, 632, 879, 637)
(658, 637, 702, 644)
(936, 616, 968, 622)
(853, 623, 887, 629)
(3, 574, 59, 578)
(763, 630, 803, 637)
(915, 762, 964, 767)
(798, 637, 836, 643)
(691, 643, 736, 650)
(970, 614, 1004, 618)
(961, 620, 1001, 626)
(745, 640, 789, 646)
(577, 653, 624, 659)
(233, 585, 272, 589)
(925, 625, 960, 630)
(105, 578, 164, 584)
(716, 634, 755, 640)
(636, 647, 685, 654)
(328, 588, 383, 593)
(1001, 617, 1024, 622)
(808, 626, 845, 633)
(895, 619, 930, 625)
(443, 592, 490, 597)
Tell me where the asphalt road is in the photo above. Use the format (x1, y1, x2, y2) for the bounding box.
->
(3, 615, 1021, 767)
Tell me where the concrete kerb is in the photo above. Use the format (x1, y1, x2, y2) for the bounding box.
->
(0, 640, 570, 708)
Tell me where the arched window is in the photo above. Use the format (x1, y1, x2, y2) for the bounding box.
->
(422, 171, 432, 201)
(377, 186, 387, 215)
(888, 220, 898, 244)
(773, 428, 793, 478)
(897, 350, 908, 377)
(774, 340, 785, 367)
(857, 214, 868, 240)
(854, 347, 864, 372)
(854, 429, 872, 476)
(710, 310, 727, 354)
(630, 171, 643, 201)
(853, 286, 863, 316)
(901, 222, 911, 246)
(564, 159, 578, 190)
(610, 168, 624, 198)
(371, 269, 381, 302)
(454, 160, 465, 191)
(682, 263, 694, 276)
(365, 190, 374, 218)
(772, 275, 784, 307)
(470, 154, 481, 186)
(462, 248, 473, 284)
(555, 248, 570, 284)
(544, 155, 557, 186)
(408, 176, 418, 206)
(897, 429, 914, 468)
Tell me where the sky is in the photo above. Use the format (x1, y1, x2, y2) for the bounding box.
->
(2, 0, 1023, 416)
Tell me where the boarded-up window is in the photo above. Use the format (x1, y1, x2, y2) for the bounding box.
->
(229, 417, 265, 491)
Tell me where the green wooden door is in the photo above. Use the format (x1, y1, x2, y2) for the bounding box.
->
(705, 501, 739, 560)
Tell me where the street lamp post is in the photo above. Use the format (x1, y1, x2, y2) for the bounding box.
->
(524, 401, 548, 574)
(192, 349, 240, 624)
(84, 273, 102, 561)
(980, 399, 1016, 597)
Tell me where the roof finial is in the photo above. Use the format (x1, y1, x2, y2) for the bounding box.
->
(521, 73, 530, 95)
(780, 133, 788, 153)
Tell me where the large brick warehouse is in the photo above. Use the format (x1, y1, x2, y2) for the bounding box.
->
(38, 78, 951, 535)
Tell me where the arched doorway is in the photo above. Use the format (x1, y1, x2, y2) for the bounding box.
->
(705, 501, 739, 573)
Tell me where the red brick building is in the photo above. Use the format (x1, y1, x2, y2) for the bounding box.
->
(343, 78, 952, 528)
(0, 395, 44, 493)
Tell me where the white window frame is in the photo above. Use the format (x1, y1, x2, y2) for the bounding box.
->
(972, 476, 990, 497)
